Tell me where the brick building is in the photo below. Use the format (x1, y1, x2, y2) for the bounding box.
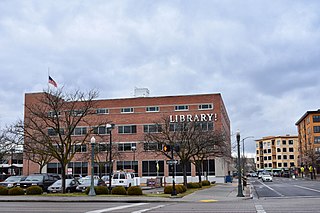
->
(296, 109, 320, 172)
(23, 91, 231, 183)
(255, 135, 299, 172)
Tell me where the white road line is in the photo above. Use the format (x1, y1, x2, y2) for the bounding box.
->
(255, 205, 266, 213)
(260, 181, 284, 197)
(86, 203, 148, 213)
(294, 185, 320, 193)
(131, 205, 165, 213)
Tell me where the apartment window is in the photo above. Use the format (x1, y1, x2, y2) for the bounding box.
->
(290, 162, 295, 167)
(118, 125, 137, 134)
(146, 106, 159, 112)
(282, 140, 286, 145)
(96, 108, 109, 114)
(283, 155, 287, 160)
(283, 148, 287, 152)
(256, 150, 259, 154)
(263, 150, 267, 154)
(73, 144, 87, 153)
(143, 124, 162, 133)
(198, 104, 213, 110)
(257, 157, 259, 161)
(277, 148, 281, 152)
(73, 127, 87, 136)
(268, 149, 271, 153)
(314, 126, 320, 133)
(278, 163, 282, 168)
(118, 143, 137, 152)
(121, 107, 134, 113)
(277, 155, 281, 160)
(268, 163, 272, 168)
(313, 115, 320, 122)
(289, 155, 295, 160)
(289, 140, 294, 145)
(268, 156, 271, 160)
(264, 156, 267, 160)
(289, 147, 294, 152)
(93, 126, 107, 135)
(315, 136, 320, 144)
(143, 142, 161, 151)
(264, 164, 268, 168)
(277, 140, 280, 146)
(174, 105, 189, 111)
(284, 163, 288, 167)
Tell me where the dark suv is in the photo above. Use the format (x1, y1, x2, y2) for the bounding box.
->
(17, 173, 60, 192)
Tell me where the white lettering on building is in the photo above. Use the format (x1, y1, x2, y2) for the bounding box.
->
(169, 113, 217, 123)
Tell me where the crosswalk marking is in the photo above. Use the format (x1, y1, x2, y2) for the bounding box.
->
(255, 205, 266, 213)
(86, 203, 148, 213)
(131, 205, 165, 213)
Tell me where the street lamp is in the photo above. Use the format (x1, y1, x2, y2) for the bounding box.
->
(107, 123, 115, 192)
(131, 145, 136, 175)
(88, 136, 96, 196)
(242, 136, 254, 177)
(236, 130, 244, 197)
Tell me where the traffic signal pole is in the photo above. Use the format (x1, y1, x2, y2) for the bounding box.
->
(171, 146, 177, 196)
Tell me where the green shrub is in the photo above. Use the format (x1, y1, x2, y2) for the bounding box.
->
(95, 186, 109, 195)
(187, 182, 202, 188)
(127, 186, 143, 195)
(0, 186, 8, 195)
(26, 186, 43, 195)
(111, 186, 127, 195)
(164, 186, 173, 194)
(201, 180, 211, 186)
(176, 184, 187, 193)
(8, 187, 24, 195)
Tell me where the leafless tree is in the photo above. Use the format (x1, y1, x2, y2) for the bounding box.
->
(18, 88, 110, 193)
(145, 116, 229, 186)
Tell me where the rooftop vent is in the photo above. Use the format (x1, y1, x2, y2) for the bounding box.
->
(134, 87, 150, 97)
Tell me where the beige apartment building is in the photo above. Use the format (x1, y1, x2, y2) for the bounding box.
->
(296, 109, 320, 172)
(256, 135, 299, 171)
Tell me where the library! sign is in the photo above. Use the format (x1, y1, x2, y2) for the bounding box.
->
(169, 113, 217, 123)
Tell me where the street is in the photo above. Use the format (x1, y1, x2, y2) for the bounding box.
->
(1, 178, 320, 212)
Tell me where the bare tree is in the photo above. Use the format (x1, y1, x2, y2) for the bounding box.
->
(20, 88, 109, 193)
(145, 116, 229, 186)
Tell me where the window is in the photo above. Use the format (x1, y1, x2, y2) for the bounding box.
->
(48, 111, 61, 117)
(146, 106, 159, 112)
(267, 142, 270, 147)
(198, 104, 213, 110)
(143, 124, 162, 133)
(278, 163, 282, 168)
(143, 142, 161, 151)
(268, 149, 271, 153)
(196, 122, 214, 131)
(116, 161, 138, 175)
(263, 150, 267, 154)
(118, 125, 137, 134)
(289, 140, 294, 145)
(195, 159, 215, 176)
(73, 127, 87, 136)
(283, 148, 287, 152)
(174, 105, 189, 111)
(268, 163, 272, 168)
(284, 163, 288, 167)
(277, 155, 281, 160)
(256, 150, 259, 154)
(93, 126, 107, 135)
(121, 107, 134, 113)
(277, 148, 281, 152)
(315, 136, 320, 144)
(290, 162, 295, 167)
(289, 148, 294, 152)
(277, 140, 280, 146)
(169, 123, 188, 132)
(283, 155, 287, 160)
(268, 156, 271, 160)
(257, 157, 259, 161)
(142, 160, 164, 176)
(282, 140, 286, 145)
(169, 161, 191, 176)
(96, 108, 109, 114)
(263, 156, 267, 160)
(313, 115, 320, 122)
(314, 126, 320, 133)
(118, 143, 137, 152)
(73, 144, 87, 153)
(97, 143, 109, 152)
(48, 128, 64, 136)
(70, 109, 84, 116)
(289, 155, 294, 160)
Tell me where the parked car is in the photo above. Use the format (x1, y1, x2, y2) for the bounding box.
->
(17, 173, 60, 192)
(76, 178, 106, 192)
(111, 171, 135, 188)
(47, 179, 79, 193)
(0, 176, 27, 188)
(261, 173, 273, 182)
(101, 175, 110, 186)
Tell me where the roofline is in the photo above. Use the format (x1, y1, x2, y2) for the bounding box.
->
(295, 109, 320, 125)
(255, 135, 298, 141)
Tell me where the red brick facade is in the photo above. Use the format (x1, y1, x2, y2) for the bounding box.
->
(23, 92, 231, 182)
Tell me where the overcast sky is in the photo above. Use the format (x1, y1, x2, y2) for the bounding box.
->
(1, 0, 320, 156)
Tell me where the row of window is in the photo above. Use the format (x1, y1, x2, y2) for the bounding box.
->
(257, 162, 295, 169)
(258, 147, 295, 154)
(48, 122, 214, 136)
(47, 159, 216, 177)
(259, 155, 295, 161)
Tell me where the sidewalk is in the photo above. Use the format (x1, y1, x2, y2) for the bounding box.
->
(0, 183, 251, 203)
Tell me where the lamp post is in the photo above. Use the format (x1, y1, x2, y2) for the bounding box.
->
(107, 123, 115, 192)
(88, 136, 96, 196)
(131, 145, 136, 174)
(236, 130, 244, 197)
(242, 136, 254, 177)
(170, 144, 177, 196)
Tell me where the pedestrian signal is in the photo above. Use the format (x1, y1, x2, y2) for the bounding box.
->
(163, 144, 171, 152)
